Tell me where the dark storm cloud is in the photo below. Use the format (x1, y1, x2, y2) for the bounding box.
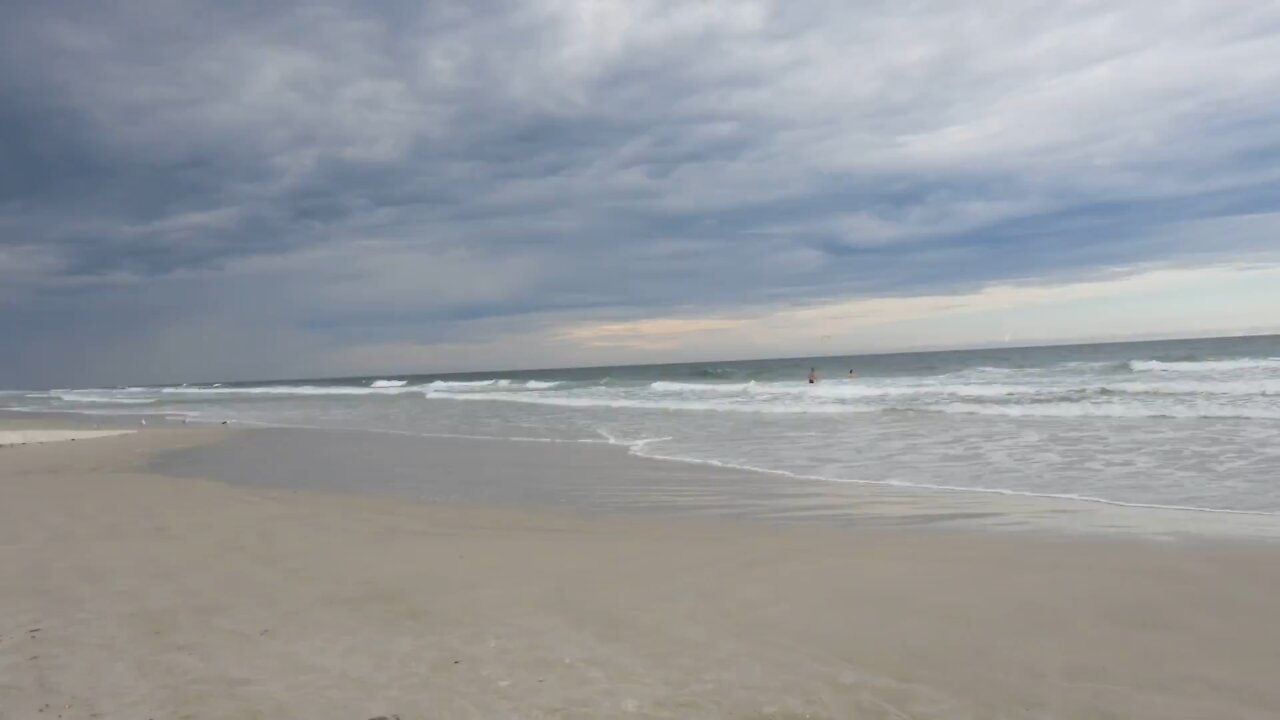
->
(3, 1, 1280, 386)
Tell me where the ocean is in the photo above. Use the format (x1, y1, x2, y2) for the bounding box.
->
(7, 335, 1280, 516)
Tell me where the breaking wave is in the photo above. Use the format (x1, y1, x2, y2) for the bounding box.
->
(1129, 358, 1280, 373)
(10, 338, 1280, 519)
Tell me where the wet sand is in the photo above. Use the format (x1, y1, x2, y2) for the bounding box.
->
(3, 424, 1280, 719)
(161, 424, 1280, 540)
(0, 429, 134, 446)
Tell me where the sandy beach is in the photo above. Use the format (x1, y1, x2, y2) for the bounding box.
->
(3, 423, 1280, 719)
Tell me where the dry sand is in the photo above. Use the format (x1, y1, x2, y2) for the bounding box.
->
(3, 426, 1280, 719)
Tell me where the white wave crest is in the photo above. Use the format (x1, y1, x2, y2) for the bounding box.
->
(644, 374, 1280, 402)
(1129, 358, 1280, 373)
(921, 402, 1280, 421)
(651, 380, 1058, 399)
(160, 384, 420, 396)
(370, 379, 408, 388)
(649, 381, 755, 393)
(752, 382, 1055, 399)
(524, 380, 562, 389)
(423, 390, 879, 414)
(1103, 380, 1280, 396)
(426, 379, 510, 390)
(53, 393, 156, 404)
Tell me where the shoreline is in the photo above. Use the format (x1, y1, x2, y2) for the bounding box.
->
(630, 443, 1280, 520)
(9, 407, 1280, 535)
(152, 420, 1280, 542)
(3, 423, 1280, 717)
(7, 408, 1280, 540)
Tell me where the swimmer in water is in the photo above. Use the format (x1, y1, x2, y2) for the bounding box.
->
(808, 368, 817, 384)
(848, 369, 856, 380)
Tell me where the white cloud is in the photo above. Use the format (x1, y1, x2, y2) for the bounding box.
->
(3, 1, 1280, 385)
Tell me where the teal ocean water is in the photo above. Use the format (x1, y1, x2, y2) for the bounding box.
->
(7, 335, 1280, 515)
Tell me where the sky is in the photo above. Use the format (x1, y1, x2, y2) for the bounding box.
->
(2, 1, 1280, 388)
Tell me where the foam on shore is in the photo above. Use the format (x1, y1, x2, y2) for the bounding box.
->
(0, 429, 135, 446)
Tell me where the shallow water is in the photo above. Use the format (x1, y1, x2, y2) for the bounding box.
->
(8, 335, 1280, 516)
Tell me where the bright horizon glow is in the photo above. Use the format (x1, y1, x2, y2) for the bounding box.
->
(320, 264, 1280, 381)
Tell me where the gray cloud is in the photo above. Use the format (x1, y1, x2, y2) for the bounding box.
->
(3, 1, 1280, 386)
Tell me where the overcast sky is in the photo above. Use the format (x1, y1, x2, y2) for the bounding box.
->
(3, 1, 1280, 387)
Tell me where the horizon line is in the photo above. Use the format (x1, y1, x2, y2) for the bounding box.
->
(23, 329, 1278, 391)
